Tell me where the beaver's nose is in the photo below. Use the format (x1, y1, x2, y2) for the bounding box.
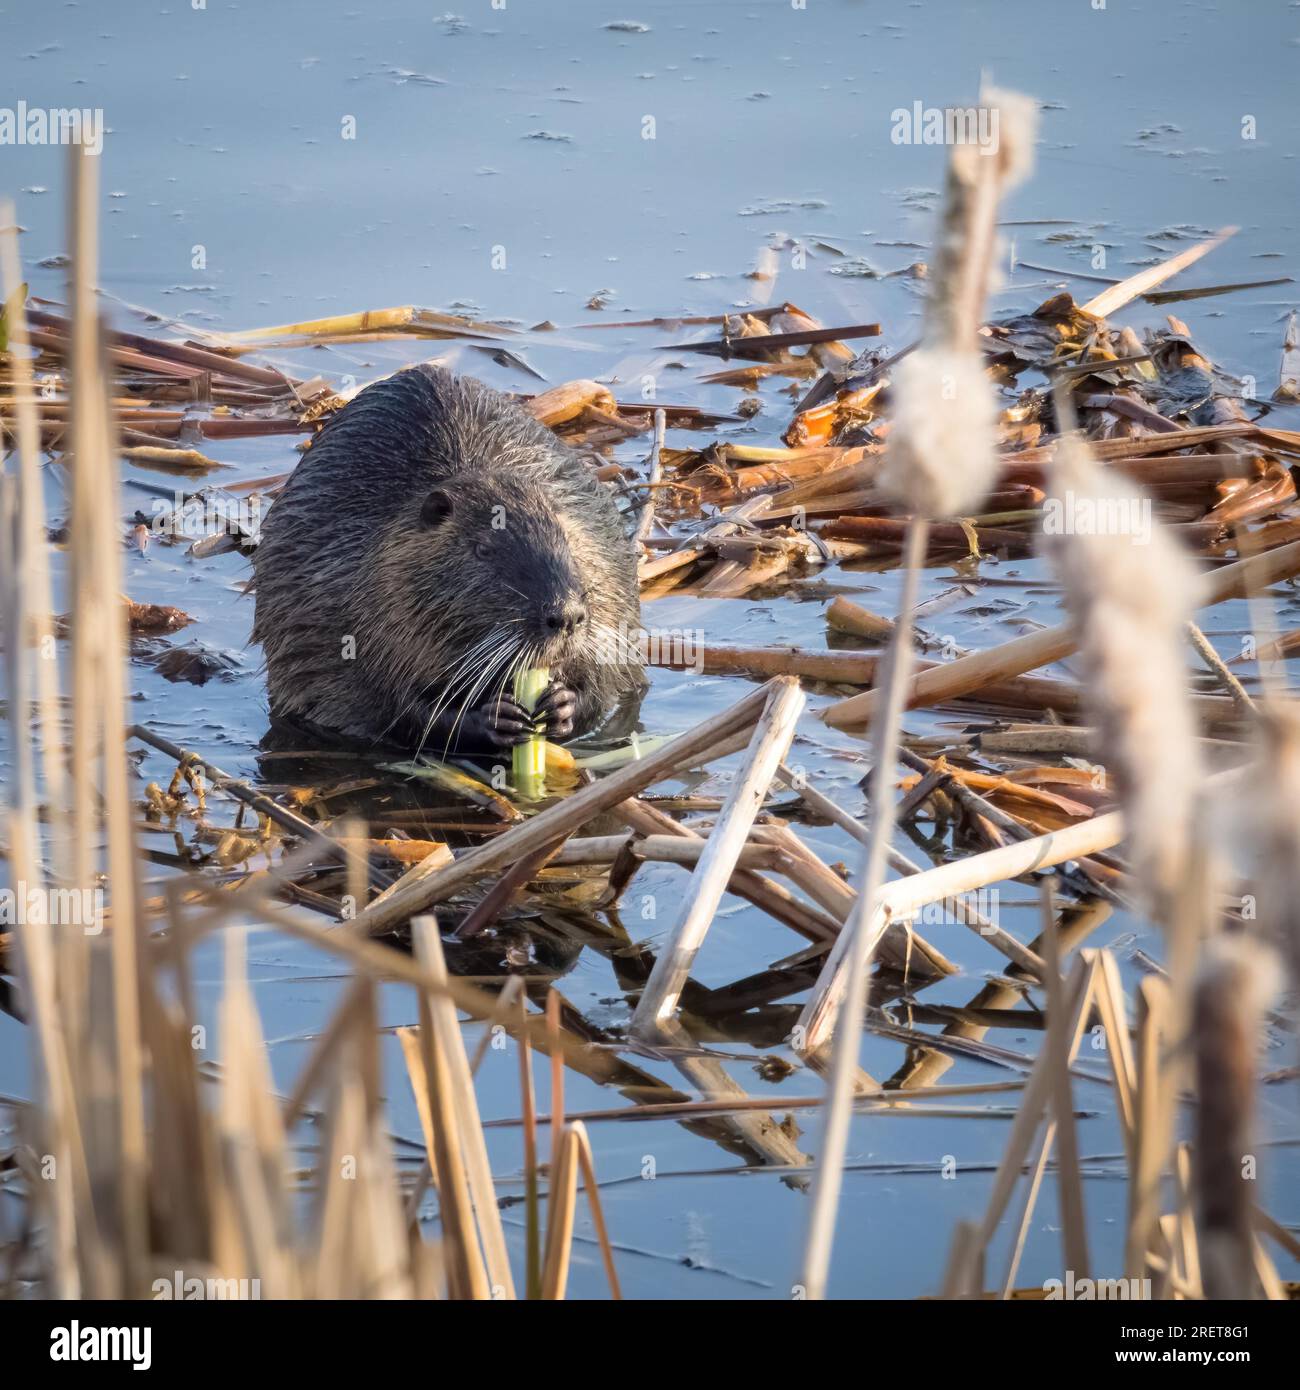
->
(543, 598, 588, 636)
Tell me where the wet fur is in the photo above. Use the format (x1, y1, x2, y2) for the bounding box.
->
(252, 366, 644, 753)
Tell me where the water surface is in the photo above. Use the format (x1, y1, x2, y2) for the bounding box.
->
(1, 0, 1297, 1298)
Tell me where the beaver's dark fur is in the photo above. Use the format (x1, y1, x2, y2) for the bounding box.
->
(251, 366, 645, 756)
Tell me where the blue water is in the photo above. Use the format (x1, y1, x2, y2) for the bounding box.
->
(1, 0, 1297, 1298)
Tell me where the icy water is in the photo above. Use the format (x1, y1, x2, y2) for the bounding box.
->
(1, 0, 1298, 1297)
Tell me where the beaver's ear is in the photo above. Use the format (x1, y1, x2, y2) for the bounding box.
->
(419, 489, 453, 527)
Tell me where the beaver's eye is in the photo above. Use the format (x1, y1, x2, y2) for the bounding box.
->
(473, 539, 492, 560)
(420, 489, 453, 527)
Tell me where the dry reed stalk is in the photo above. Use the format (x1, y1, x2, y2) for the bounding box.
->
(1187, 621, 1255, 714)
(942, 954, 1096, 1296)
(223, 304, 509, 346)
(1080, 227, 1237, 318)
(643, 636, 1140, 717)
(0, 229, 67, 834)
(891, 900, 1111, 1094)
(773, 763, 1042, 976)
(313, 1022, 414, 1300)
(567, 1123, 621, 1298)
(65, 142, 151, 1293)
(632, 677, 804, 1034)
(312, 1068, 363, 1298)
(821, 514, 1035, 554)
(999, 1116, 1057, 1298)
(526, 379, 616, 426)
(637, 494, 771, 584)
(1123, 975, 1194, 1291)
(1173, 1144, 1204, 1298)
(793, 804, 1124, 1057)
(825, 596, 896, 642)
(1192, 936, 1280, 1299)
(650, 1016, 814, 1176)
(1039, 880, 1089, 1281)
(408, 917, 495, 1299)
(216, 930, 299, 1297)
(415, 921, 515, 1297)
(1228, 701, 1300, 994)
(612, 796, 842, 942)
(397, 1025, 441, 1192)
(1252, 1206, 1300, 1264)
(178, 885, 613, 1083)
(0, 209, 83, 1294)
(650, 641, 883, 683)
(823, 537, 1300, 727)
(539, 1121, 622, 1299)
(517, 993, 541, 1300)
(452, 836, 566, 938)
(939, 1221, 984, 1300)
(798, 518, 930, 1300)
(748, 819, 956, 976)
(633, 407, 666, 543)
(539, 1123, 579, 1299)
(973, 726, 1098, 756)
(684, 530, 833, 597)
(507, 1079, 1026, 1128)
(546, 989, 565, 1175)
(1090, 951, 1137, 1163)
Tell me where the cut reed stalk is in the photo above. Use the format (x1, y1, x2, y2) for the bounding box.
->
(632, 677, 804, 1034)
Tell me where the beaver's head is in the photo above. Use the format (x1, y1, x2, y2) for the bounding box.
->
(369, 467, 609, 721)
(421, 474, 590, 656)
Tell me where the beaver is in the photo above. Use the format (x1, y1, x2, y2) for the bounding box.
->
(251, 365, 645, 758)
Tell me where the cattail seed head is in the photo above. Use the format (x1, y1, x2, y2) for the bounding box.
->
(879, 346, 1000, 518)
(976, 84, 1039, 191)
(1042, 436, 1202, 910)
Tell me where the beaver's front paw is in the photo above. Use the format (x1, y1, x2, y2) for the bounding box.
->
(534, 681, 579, 740)
(465, 695, 536, 750)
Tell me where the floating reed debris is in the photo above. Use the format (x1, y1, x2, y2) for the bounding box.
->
(5, 79, 1300, 1311)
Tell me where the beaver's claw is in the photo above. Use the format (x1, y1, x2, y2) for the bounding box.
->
(467, 696, 534, 750)
(468, 681, 579, 749)
(534, 681, 578, 740)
